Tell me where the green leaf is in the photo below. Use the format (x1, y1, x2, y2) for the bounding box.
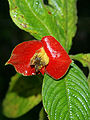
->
(8, 0, 77, 52)
(45, 0, 77, 52)
(2, 73, 43, 118)
(39, 107, 48, 120)
(8, 0, 60, 41)
(70, 53, 90, 89)
(70, 54, 90, 68)
(88, 73, 90, 89)
(42, 62, 90, 120)
(70, 54, 90, 88)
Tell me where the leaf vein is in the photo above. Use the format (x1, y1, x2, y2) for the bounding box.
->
(24, 0, 52, 35)
(68, 78, 89, 99)
(69, 87, 89, 116)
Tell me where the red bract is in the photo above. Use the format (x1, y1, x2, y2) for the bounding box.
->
(6, 36, 72, 79)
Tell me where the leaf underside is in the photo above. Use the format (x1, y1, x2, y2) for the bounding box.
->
(70, 54, 90, 88)
(70, 53, 90, 68)
(42, 62, 90, 120)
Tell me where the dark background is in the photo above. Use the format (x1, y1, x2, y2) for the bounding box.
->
(0, 0, 90, 119)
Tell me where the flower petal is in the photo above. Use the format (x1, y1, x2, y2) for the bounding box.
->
(41, 36, 72, 79)
(6, 40, 43, 76)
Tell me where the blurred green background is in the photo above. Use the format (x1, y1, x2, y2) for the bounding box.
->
(0, 0, 90, 119)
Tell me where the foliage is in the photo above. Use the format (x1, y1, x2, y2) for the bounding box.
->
(0, 0, 90, 120)
(42, 62, 90, 120)
(2, 73, 42, 118)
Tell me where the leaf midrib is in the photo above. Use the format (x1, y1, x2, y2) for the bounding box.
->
(24, 0, 52, 36)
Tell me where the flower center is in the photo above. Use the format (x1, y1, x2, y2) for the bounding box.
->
(30, 47, 49, 73)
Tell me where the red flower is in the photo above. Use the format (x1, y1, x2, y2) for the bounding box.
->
(6, 36, 72, 79)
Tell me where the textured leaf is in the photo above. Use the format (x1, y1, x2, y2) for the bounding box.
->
(8, 0, 77, 52)
(70, 53, 90, 68)
(2, 73, 43, 118)
(88, 73, 90, 89)
(42, 62, 90, 120)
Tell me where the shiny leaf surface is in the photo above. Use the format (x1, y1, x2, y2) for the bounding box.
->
(42, 62, 90, 120)
(8, 0, 60, 42)
(8, 0, 77, 52)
